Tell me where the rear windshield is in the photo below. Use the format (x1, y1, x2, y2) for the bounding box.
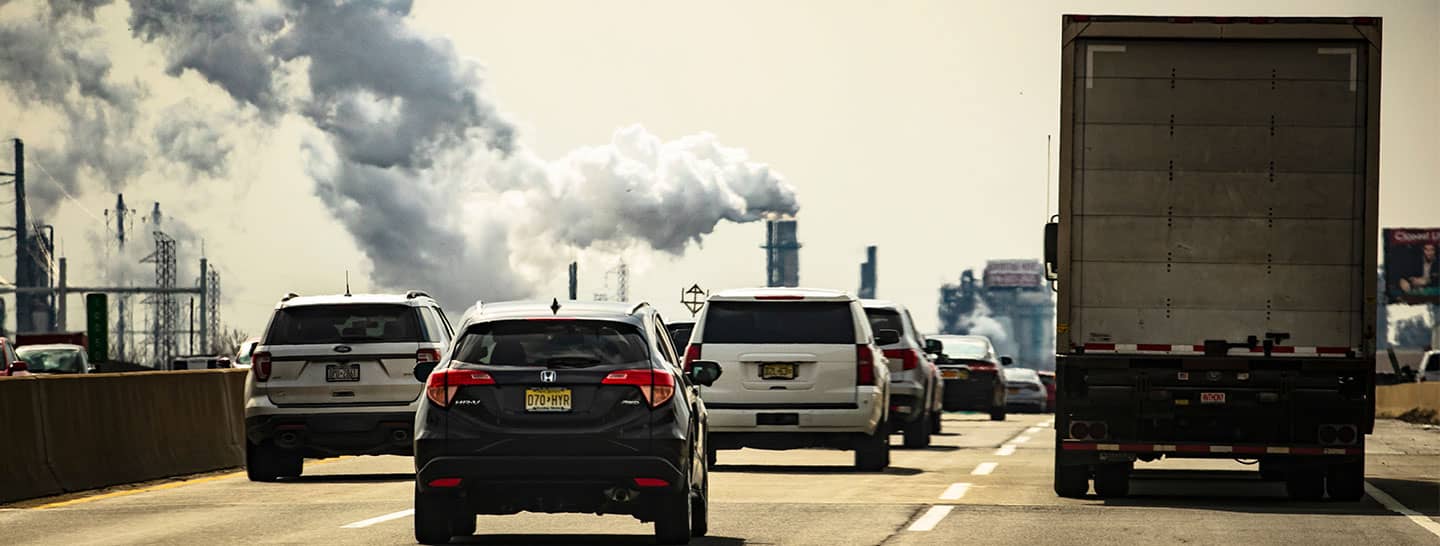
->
(17, 347, 86, 373)
(864, 309, 905, 337)
(453, 320, 649, 367)
(702, 302, 855, 344)
(264, 304, 423, 345)
(667, 325, 694, 352)
(939, 338, 990, 359)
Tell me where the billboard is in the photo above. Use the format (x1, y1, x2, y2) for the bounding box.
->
(983, 259, 1045, 288)
(1383, 228, 1440, 304)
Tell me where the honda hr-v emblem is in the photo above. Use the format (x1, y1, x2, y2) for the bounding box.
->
(540, 370, 557, 383)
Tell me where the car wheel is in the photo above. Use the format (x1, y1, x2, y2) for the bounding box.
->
(245, 440, 297, 482)
(1093, 463, 1131, 498)
(691, 466, 709, 537)
(654, 472, 692, 544)
(989, 401, 1007, 421)
(1326, 461, 1364, 501)
(931, 410, 943, 434)
(854, 420, 891, 471)
(706, 444, 718, 469)
(414, 485, 463, 545)
(903, 409, 932, 448)
(1285, 468, 1325, 501)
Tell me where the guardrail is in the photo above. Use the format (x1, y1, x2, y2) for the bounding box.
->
(0, 369, 246, 504)
(1376, 382, 1440, 423)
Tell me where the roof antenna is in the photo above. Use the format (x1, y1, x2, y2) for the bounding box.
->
(345, 271, 352, 297)
(550, 297, 561, 315)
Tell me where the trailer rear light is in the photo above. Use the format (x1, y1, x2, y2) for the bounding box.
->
(1069, 420, 1107, 440)
(603, 369, 675, 407)
(253, 351, 272, 382)
(633, 477, 670, 487)
(683, 343, 701, 371)
(1320, 424, 1358, 445)
(1318, 425, 1338, 444)
(427, 477, 462, 488)
(416, 348, 443, 365)
(1089, 421, 1108, 439)
(856, 345, 877, 385)
(1069, 421, 1090, 440)
(426, 368, 495, 407)
(1337, 425, 1357, 444)
(883, 348, 922, 370)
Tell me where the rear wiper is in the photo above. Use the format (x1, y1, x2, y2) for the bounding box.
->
(544, 357, 604, 368)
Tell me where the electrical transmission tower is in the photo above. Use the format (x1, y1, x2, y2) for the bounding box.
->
(206, 268, 220, 352)
(142, 232, 178, 367)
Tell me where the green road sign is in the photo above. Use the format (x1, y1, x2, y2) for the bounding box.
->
(86, 293, 108, 364)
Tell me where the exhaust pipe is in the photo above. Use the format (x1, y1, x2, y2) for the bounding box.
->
(390, 429, 410, 443)
(276, 431, 300, 449)
(604, 487, 639, 503)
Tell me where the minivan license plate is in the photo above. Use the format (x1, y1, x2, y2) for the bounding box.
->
(1200, 392, 1226, 404)
(760, 363, 797, 380)
(525, 387, 572, 412)
(325, 363, 360, 382)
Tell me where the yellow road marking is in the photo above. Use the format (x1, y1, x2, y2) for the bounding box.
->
(32, 456, 356, 510)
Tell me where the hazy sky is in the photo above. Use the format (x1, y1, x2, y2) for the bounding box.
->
(1, 0, 1437, 340)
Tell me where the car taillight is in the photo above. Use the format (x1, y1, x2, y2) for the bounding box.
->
(603, 369, 675, 407)
(856, 345, 877, 385)
(253, 351, 272, 382)
(425, 368, 496, 407)
(683, 343, 701, 371)
(416, 348, 442, 365)
(883, 348, 922, 371)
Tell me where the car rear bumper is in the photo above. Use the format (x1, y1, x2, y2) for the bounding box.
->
(245, 412, 414, 456)
(414, 454, 684, 494)
(942, 375, 997, 410)
(705, 387, 884, 433)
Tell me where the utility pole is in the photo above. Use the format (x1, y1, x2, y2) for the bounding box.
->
(199, 257, 208, 355)
(13, 139, 30, 334)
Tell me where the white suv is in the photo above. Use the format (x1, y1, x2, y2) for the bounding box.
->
(243, 291, 454, 481)
(686, 288, 893, 471)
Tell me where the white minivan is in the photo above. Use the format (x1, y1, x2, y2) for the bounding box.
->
(685, 288, 893, 471)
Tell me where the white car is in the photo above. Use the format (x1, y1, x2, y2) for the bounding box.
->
(233, 337, 261, 369)
(1421, 350, 1440, 382)
(1002, 367, 1046, 413)
(687, 287, 892, 471)
(243, 291, 454, 481)
(15, 344, 91, 374)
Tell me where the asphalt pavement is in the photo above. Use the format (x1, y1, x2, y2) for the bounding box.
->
(3, 414, 1437, 545)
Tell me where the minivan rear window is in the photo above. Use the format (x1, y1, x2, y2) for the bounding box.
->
(702, 302, 855, 344)
(453, 320, 649, 367)
(264, 304, 423, 345)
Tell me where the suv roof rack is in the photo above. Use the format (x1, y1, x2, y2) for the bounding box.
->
(406, 290, 432, 300)
(630, 301, 652, 314)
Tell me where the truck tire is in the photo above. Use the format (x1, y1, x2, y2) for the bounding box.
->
(1093, 463, 1131, 498)
(854, 421, 891, 471)
(1285, 469, 1325, 501)
(414, 486, 470, 544)
(903, 409, 933, 448)
(1259, 458, 1286, 481)
(1326, 461, 1364, 501)
(1054, 455, 1089, 498)
(654, 473, 692, 545)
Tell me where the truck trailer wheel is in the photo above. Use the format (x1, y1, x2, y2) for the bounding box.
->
(1054, 455, 1089, 498)
(1285, 469, 1325, 501)
(1093, 463, 1131, 498)
(1326, 461, 1364, 501)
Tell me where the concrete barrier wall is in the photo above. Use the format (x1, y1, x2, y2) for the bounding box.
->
(0, 369, 247, 504)
(1375, 382, 1440, 419)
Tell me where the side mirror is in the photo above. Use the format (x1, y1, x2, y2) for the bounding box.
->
(413, 361, 438, 383)
(924, 338, 943, 355)
(1000, 356, 1014, 366)
(689, 360, 723, 387)
(1043, 222, 1059, 282)
(875, 329, 901, 346)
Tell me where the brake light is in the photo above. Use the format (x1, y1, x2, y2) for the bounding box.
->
(603, 369, 675, 407)
(253, 351, 272, 382)
(416, 348, 442, 365)
(883, 348, 922, 371)
(856, 345, 877, 385)
(754, 295, 804, 300)
(428, 477, 462, 488)
(633, 477, 670, 487)
(425, 368, 495, 407)
(683, 343, 701, 372)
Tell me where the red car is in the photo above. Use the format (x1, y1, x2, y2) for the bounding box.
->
(1038, 370, 1056, 412)
(0, 337, 30, 377)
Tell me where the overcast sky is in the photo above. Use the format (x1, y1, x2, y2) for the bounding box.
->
(1, 0, 1437, 340)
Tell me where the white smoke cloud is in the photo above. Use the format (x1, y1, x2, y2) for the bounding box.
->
(962, 299, 1017, 358)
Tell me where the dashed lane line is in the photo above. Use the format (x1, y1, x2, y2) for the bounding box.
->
(971, 462, 998, 475)
(1011, 435, 1032, 444)
(1365, 482, 1440, 538)
(995, 445, 1017, 456)
(1026, 426, 1044, 434)
(341, 509, 415, 529)
(906, 505, 955, 532)
(939, 483, 971, 500)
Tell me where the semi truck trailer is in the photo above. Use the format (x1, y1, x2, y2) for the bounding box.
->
(1044, 15, 1381, 501)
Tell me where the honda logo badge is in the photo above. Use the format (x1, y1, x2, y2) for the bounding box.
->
(540, 370, 557, 383)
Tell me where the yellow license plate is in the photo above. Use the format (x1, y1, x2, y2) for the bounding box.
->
(1007, 387, 1021, 394)
(524, 387, 572, 412)
(942, 369, 968, 380)
(760, 363, 797, 380)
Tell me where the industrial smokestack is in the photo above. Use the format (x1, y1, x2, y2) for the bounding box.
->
(859, 245, 877, 299)
(568, 262, 578, 301)
(764, 219, 801, 288)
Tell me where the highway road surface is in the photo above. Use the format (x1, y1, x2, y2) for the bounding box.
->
(3, 414, 1437, 545)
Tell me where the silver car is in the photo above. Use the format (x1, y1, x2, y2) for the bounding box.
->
(862, 300, 943, 448)
(1002, 367, 1046, 413)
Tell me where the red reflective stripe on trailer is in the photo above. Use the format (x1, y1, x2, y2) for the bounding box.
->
(1232, 445, 1267, 455)
(1061, 442, 1098, 451)
(1290, 447, 1325, 455)
(1136, 344, 1171, 352)
(1084, 343, 1116, 351)
(1175, 444, 1211, 453)
(1119, 443, 1152, 452)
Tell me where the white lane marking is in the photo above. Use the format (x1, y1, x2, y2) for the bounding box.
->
(1038, 421, 1052, 427)
(1026, 426, 1044, 434)
(1012, 435, 1032, 444)
(940, 483, 971, 500)
(972, 462, 998, 475)
(1365, 482, 1440, 538)
(995, 445, 1017, 456)
(341, 509, 414, 529)
(907, 505, 955, 532)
